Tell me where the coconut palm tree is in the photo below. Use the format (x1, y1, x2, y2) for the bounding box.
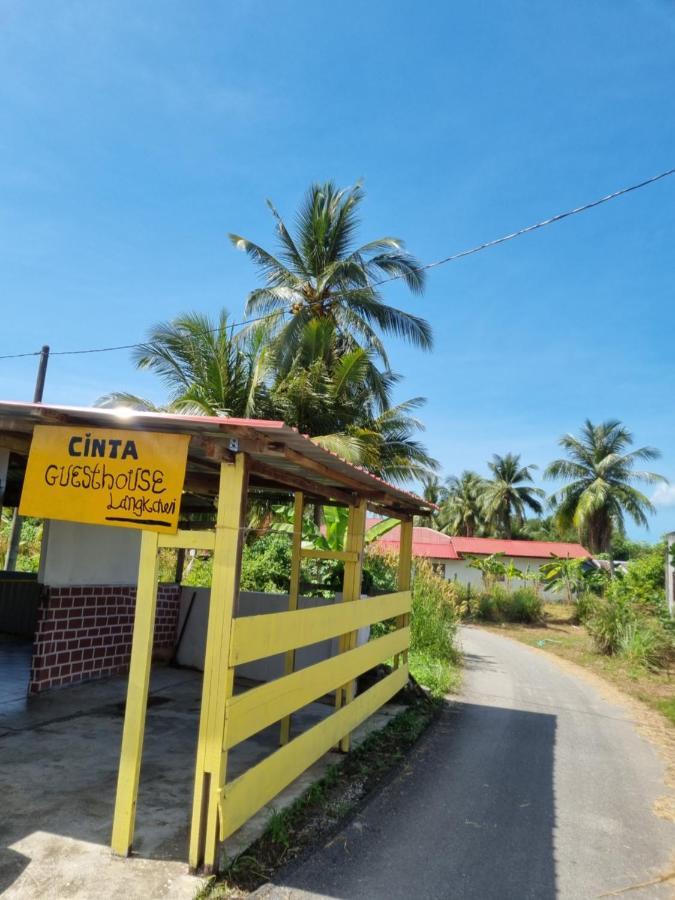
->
(99, 308, 436, 485)
(545, 419, 665, 554)
(229, 181, 432, 365)
(482, 453, 545, 538)
(438, 471, 487, 537)
(350, 398, 439, 484)
(100, 311, 272, 418)
(414, 476, 448, 527)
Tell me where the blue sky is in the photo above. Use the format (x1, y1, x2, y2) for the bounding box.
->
(2, 1, 674, 538)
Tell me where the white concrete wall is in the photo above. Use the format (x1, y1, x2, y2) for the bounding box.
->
(176, 588, 370, 682)
(443, 557, 569, 601)
(39, 520, 141, 587)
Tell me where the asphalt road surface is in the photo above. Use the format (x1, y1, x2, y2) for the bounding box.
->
(257, 626, 675, 900)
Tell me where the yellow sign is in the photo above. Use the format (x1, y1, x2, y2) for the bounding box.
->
(19, 425, 190, 533)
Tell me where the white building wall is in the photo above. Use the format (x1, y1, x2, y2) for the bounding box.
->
(443, 557, 570, 601)
(39, 520, 142, 586)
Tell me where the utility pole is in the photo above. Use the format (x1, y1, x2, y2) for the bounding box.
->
(4, 346, 49, 570)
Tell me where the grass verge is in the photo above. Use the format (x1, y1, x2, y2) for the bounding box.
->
(481, 603, 675, 726)
(197, 697, 442, 899)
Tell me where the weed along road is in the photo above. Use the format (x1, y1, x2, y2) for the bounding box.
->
(257, 626, 675, 899)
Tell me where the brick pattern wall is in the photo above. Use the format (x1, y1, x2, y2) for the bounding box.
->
(29, 584, 181, 694)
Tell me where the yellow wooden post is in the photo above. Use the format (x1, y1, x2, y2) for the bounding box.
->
(189, 455, 248, 874)
(111, 529, 160, 856)
(395, 518, 413, 668)
(280, 491, 303, 745)
(335, 498, 367, 752)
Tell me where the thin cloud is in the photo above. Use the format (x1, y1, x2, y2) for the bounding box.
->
(652, 483, 675, 507)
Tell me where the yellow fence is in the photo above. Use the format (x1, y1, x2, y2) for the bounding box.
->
(219, 590, 411, 840)
(110, 457, 415, 874)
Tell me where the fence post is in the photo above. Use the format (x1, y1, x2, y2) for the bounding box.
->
(111, 529, 160, 856)
(189, 455, 248, 874)
(280, 491, 304, 745)
(395, 518, 413, 669)
(336, 498, 367, 752)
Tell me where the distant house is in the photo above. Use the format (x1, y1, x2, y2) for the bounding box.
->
(374, 527, 590, 599)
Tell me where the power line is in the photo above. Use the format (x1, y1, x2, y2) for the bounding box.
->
(1, 164, 674, 363)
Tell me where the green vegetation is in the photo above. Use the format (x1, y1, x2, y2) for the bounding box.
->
(0, 512, 42, 572)
(582, 544, 673, 670)
(470, 544, 674, 677)
(545, 419, 665, 554)
(472, 585, 543, 624)
(427, 421, 668, 557)
(408, 558, 463, 696)
(480, 453, 545, 538)
(101, 181, 437, 484)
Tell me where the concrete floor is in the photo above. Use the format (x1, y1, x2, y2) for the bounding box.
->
(0, 662, 403, 900)
(0, 635, 32, 713)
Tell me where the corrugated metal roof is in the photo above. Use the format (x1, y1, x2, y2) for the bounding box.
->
(0, 401, 432, 516)
(446, 536, 589, 559)
(375, 529, 589, 560)
(376, 525, 460, 559)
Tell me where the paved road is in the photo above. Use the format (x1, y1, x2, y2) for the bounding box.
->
(258, 626, 675, 899)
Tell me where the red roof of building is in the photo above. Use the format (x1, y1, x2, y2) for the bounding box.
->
(374, 527, 589, 560)
(447, 537, 589, 559)
(374, 526, 460, 559)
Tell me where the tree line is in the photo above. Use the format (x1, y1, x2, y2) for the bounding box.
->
(98, 181, 666, 557)
(421, 420, 665, 555)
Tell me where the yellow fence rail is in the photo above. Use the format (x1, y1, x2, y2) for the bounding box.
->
(226, 626, 410, 749)
(230, 590, 411, 665)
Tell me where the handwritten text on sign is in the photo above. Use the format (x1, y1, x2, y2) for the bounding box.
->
(19, 425, 190, 532)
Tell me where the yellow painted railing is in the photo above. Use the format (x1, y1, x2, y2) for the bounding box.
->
(218, 588, 412, 843)
(111, 458, 415, 875)
(219, 666, 408, 839)
(230, 591, 411, 665)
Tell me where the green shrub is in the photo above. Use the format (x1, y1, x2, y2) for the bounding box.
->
(472, 585, 541, 623)
(586, 594, 635, 655)
(508, 587, 543, 623)
(607, 546, 667, 619)
(410, 559, 460, 660)
(408, 559, 461, 696)
(616, 619, 673, 670)
(240, 533, 291, 593)
(575, 590, 597, 624)
(363, 548, 398, 593)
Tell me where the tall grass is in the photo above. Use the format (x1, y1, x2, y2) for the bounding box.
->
(586, 594, 673, 670)
(409, 559, 462, 697)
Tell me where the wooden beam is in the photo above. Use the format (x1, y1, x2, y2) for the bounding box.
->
(279, 491, 303, 746)
(0, 433, 31, 455)
(111, 530, 160, 856)
(190, 436, 236, 463)
(395, 519, 414, 669)
(366, 501, 414, 521)
(300, 548, 358, 563)
(189, 455, 249, 874)
(336, 498, 367, 752)
(249, 458, 356, 508)
(284, 447, 373, 495)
